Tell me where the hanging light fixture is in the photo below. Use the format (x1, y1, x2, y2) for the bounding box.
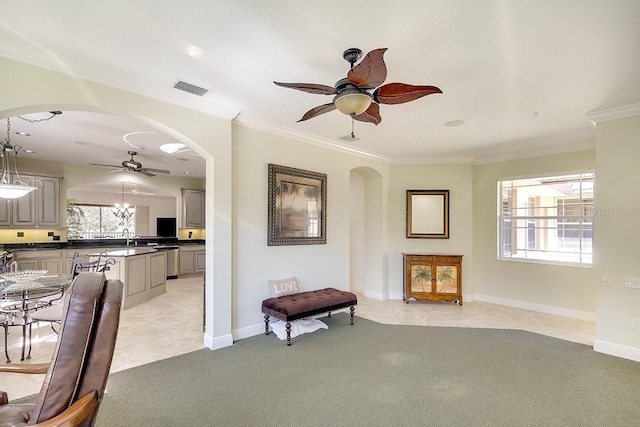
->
(113, 182, 135, 219)
(0, 118, 39, 199)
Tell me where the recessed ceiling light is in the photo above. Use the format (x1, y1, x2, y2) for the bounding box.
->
(23, 149, 35, 154)
(532, 111, 541, 117)
(15, 131, 30, 136)
(184, 171, 191, 174)
(160, 143, 186, 154)
(176, 157, 190, 162)
(444, 120, 465, 127)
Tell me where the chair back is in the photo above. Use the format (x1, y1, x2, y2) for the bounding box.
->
(29, 272, 123, 426)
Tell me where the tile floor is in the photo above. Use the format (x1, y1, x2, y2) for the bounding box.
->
(1, 277, 596, 400)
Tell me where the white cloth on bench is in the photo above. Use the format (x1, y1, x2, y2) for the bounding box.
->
(270, 318, 328, 341)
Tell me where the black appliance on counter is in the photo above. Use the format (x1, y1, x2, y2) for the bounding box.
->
(157, 217, 177, 237)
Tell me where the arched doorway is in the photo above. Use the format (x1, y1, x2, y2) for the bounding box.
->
(350, 166, 386, 299)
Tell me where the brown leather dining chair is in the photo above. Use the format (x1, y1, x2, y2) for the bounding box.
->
(0, 272, 124, 427)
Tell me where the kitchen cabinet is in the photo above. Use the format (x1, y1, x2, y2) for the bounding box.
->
(14, 249, 65, 274)
(179, 245, 205, 275)
(403, 253, 463, 305)
(94, 248, 166, 309)
(37, 177, 61, 227)
(181, 188, 205, 228)
(0, 175, 61, 228)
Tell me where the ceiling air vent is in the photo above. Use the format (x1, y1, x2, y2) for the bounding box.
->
(173, 79, 210, 97)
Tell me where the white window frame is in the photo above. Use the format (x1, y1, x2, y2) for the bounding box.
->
(497, 171, 594, 267)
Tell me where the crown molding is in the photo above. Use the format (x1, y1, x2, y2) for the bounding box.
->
(0, 40, 241, 121)
(232, 114, 391, 163)
(473, 139, 595, 165)
(390, 156, 474, 164)
(585, 103, 640, 127)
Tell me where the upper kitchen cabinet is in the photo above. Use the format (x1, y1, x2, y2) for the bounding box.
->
(37, 176, 61, 227)
(0, 174, 61, 228)
(182, 188, 205, 228)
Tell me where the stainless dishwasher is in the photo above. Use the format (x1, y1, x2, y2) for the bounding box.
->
(152, 245, 180, 279)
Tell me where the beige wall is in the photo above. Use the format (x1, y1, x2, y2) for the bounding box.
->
(472, 150, 597, 319)
(388, 163, 474, 299)
(594, 115, 640, 360)
(231, 125, 389, 335)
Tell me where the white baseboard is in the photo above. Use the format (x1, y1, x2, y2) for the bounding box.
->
(350, 285, 365, 294)
(204, 333, 233, 350)
(233, 322, 266, 341)
(594, 340, 640, 362)
(389, 291, 404, 300)
(475, 294, 596, 322)
(363, 289, 386, 300)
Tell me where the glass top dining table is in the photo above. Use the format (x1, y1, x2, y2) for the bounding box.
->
(0, 273, 73, 295)
(1, 273, 74, 362)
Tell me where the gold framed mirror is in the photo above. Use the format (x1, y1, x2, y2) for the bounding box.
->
(406, 189, 449, 239)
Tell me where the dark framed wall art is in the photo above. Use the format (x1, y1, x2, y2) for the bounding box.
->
(267, 163, 327, 246)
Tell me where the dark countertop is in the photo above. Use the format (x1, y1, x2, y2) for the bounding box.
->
(1, 238, 205, 252)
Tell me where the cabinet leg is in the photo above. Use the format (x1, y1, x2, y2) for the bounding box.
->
(264, 315, 270, 335)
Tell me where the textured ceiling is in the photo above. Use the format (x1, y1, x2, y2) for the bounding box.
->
(1, 0, 639, 179)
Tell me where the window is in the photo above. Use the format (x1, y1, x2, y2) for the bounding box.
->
(69, 204, 136, 239)
(498, 172, 594, 265)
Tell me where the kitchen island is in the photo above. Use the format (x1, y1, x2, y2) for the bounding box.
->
(90, 248, 166, 309)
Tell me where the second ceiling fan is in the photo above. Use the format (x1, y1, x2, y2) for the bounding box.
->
(274, 48, 442, 125)
(91, 151, 170, 177)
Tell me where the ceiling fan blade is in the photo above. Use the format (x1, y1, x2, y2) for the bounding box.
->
(143, 168, 171, 174)
(297, 103, 337, 122)
(353, 103, 382, 126)
(138, 169, 156, 177)
(347, 48, 388, 89)
(373, 83, 442, 105)
(273, 82, 336, 95)
(90, 163, 123, 168)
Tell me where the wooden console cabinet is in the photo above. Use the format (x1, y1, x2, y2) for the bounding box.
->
(403, 254, 463, 305)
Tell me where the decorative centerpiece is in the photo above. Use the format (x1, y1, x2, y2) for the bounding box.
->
(0, 270, 48, 283)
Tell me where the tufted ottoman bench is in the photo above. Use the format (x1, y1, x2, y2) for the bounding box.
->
(262, 287, 357, 346)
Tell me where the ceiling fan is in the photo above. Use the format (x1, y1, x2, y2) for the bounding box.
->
(129, 184, 155, 196)
(274, 48, 442, 126)
(90, 151, 170, 177)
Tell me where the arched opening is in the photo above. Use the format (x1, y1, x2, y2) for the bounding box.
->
(350, 166, 386, 299)
(1, 106, 209, 377)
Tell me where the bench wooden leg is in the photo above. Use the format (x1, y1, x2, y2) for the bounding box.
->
(286, 322, 292, 346)
(350, 306, 355, 325)
(264, 314, 270, 335)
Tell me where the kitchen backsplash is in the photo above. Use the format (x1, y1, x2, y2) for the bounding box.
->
(0, 229, 67, 244)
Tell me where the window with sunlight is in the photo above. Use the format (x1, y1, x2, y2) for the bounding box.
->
(498, 172, 594, 266)
(69, 204, 135, 239)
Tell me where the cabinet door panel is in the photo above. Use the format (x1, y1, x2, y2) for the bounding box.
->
(38, 177, 61, 227)
(180, 251, 195, 274)
(195, 251, 206, 272)
(409, 264, 433, 294)
(435, 265, 458, 293)
(11, 175, 36, 226)
(0, 199, 10, 226)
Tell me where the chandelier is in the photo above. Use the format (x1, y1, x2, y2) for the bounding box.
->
(0, 118, 39, 199)
(113, 182, 135, 219)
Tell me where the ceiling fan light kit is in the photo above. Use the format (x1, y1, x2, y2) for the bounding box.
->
(274, 47, 442, 126)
